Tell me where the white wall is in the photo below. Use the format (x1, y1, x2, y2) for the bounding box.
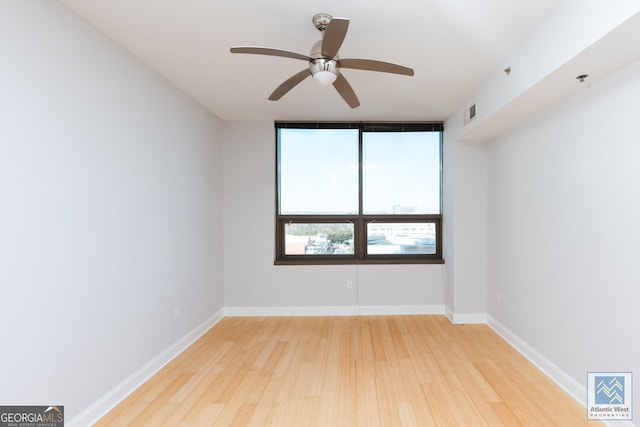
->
(223, 120, 444, 314)
(487, 58, 640, 418)
(442, 111, 489, 322)
(0, 2, 224, 421)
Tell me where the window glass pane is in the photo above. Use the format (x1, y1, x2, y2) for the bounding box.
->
(279, 128, 359, 214)
(363, 131, 441, 214)
(367, 223, 436, 255)
(285, 223, 355, 255)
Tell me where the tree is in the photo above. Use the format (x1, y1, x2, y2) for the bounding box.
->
(327, 230, 352, 244)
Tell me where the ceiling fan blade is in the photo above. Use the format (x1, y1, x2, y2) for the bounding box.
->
(321, 18, 349, 58)
(230, 46, 313, 62)
(333, 74, 360, 108)
(269, 69, 311, 101)
(339, 58, 414, 76)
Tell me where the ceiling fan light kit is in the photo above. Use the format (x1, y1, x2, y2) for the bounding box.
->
(310, 58, 338, 85)
(230, 13, 414, 108)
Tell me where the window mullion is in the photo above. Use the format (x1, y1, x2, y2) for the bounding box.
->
(358, 126, 364, 259)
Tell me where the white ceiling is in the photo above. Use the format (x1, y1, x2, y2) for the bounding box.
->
(61, 0, 563, 122)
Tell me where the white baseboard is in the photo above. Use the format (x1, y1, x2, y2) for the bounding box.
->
(444, 305, 454, 322)
(224, 304, 445, 317)
(67, 309, 224, 427)
(448, 311, 487, 324)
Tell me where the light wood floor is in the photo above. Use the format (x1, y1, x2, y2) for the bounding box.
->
(96, 315, 599, 426)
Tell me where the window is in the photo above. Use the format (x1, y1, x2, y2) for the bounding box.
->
(276, 122, 443, 264)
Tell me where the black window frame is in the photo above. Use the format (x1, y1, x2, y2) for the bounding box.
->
(275, 122, 443, 265)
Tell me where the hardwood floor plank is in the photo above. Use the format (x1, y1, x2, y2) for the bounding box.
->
(95, 316, 601, 426)
(183, 402, 225, 427)
(355, 364, 381, 426)
(127, 373, 193, 426)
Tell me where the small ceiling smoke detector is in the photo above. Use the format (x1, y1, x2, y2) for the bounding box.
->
(576, 74, 589, 82)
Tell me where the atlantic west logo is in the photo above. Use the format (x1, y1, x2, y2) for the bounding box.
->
(587, 372, 632, 420)
(595, 376, 624, 404)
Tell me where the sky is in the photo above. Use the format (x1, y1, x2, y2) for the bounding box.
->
(279, 127, 441, 215)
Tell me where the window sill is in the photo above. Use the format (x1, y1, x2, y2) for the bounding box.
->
(274, 258, 445, 266)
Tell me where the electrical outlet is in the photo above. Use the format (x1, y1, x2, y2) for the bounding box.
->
(347, 280, 353, 290)
(174, 306, 181, 320)
(496, 292, 501, 304)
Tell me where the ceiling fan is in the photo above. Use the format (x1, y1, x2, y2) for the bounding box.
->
(230, 13, 414, 108)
